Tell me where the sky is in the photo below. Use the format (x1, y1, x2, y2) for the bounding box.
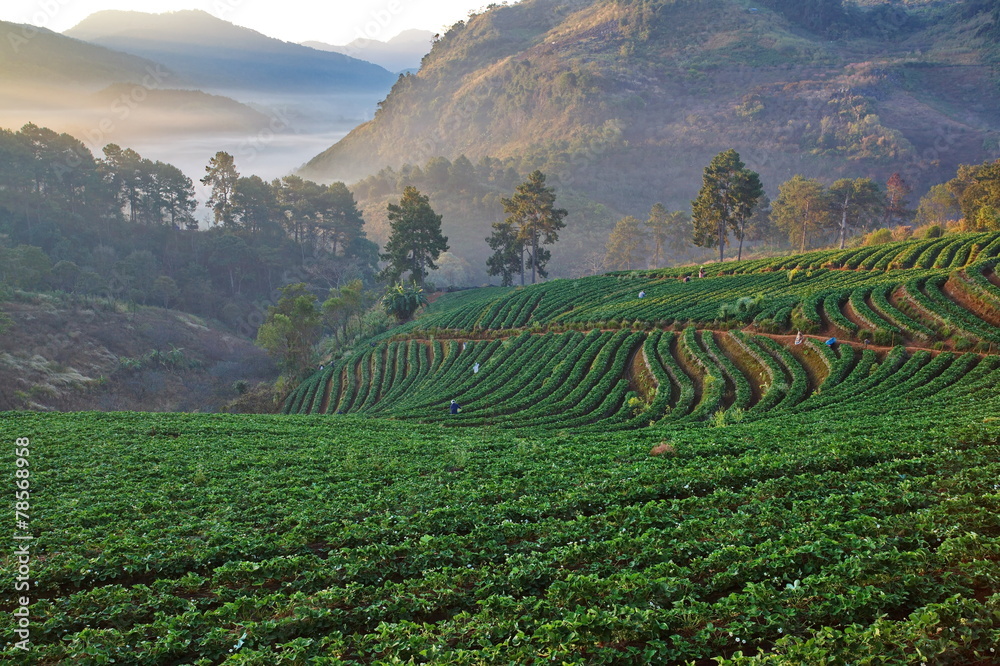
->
(0, 0, 518, 45)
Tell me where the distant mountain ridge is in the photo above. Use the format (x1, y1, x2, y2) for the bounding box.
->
(0, 19, 176, 86)
(302, 29, 435, 73)
(0, 19, 276, 146)
(64, 10, 397, 92)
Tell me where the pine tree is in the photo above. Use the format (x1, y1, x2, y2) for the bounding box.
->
(485, 219, 522, 287)
(829, 177, 885, 249)
(378, 186, 448, 286)
(772, 175, 831, 253)
(202, 151, 239, 227)
(605, 216, 649, 270)
(691, 150, 763, 263)
(502, 170, 567, 285)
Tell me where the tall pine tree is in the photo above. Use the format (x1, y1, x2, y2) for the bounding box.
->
(501, 170, 567, 285)
(378, 186, 448, 287)
(691, 150, 763, 263)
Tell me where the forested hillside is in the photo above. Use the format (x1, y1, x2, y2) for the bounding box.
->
(302, 0, 1000, 280)
(0, 124, 379, 338)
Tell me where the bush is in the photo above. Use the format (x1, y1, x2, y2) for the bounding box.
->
(865, 228, 894, 245)
(872, 329, 895, 346)
(923, 224, 944, 239)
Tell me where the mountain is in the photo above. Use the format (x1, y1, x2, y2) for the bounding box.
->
(0, 19, 175, 86)
(301, 0, 1000, 218)
(0, 19, 275, 147)
(302, 29, 436, 73)
(64, 10, 397, 93)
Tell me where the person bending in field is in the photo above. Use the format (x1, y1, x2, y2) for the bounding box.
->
(450, 399, 460, 415)
(794, 331, 803, 345)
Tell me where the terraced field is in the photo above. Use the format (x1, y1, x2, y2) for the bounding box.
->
(286, 232, 1000, 427)
(4, 232, 1000, 665)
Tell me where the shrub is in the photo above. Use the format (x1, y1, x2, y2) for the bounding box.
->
(872, 329, 895, 346)
(865, 228, 894, 245)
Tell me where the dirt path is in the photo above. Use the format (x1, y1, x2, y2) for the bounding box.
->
(671, 332, 703, 408)
(841, 298, 871, 335)
(784, 340, 827, 391)
(716, 331, 764, 407)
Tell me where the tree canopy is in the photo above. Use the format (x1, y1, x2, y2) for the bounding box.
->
(500, 170, 567, 285)
(691, 150, 763, 263)
(378, 186, 449, 286)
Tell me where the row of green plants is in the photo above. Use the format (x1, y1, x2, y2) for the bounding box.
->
(412, 248, 999, 347)
(286, 322, 994, 433)
(5, 373, 1000, 663)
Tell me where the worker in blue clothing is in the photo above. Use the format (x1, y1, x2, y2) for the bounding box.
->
(450, 399, 460, 415)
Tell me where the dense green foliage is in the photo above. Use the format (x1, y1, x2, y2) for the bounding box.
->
(4, 378, 1000, 662)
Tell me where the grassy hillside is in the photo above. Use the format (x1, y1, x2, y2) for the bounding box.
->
(302, 0, 1000, 281)
(0, 292, 277, 412)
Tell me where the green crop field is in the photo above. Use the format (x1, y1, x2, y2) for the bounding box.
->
(4, 232, 1000, 664)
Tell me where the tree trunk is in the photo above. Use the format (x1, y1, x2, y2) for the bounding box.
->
(718, 221, 725, 264)
(799, 200, 811, 254)
(519, 244, 525, 286)
(839, 191, 851, 250)
(737, 217, 746, 261)
(531, 231, 538, 284)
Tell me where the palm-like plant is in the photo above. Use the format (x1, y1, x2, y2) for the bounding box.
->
(382, 282, 428, 322)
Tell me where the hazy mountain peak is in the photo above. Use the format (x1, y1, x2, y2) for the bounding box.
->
(64, 9, 396, 92)
(301, 29, 434, 73)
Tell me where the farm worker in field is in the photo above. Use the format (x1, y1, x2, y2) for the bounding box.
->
(794, 331, 803, 345)
(825, 337, 837, 348)
(450, 400, 460, 415)
(683, 275, 691, 283)
(473, 362, 480, 374)
(698, 268, 705, 278)
(638, 290, 645, 299)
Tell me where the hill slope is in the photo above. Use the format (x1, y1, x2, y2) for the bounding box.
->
(0, 294, 277, 412)
(0, 19, 175, 86)
(64, 10, 397, 92)
(7, 233, 1000, 663)
(285, 231, 1000, 425)
(302, 0, 1000, 214)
